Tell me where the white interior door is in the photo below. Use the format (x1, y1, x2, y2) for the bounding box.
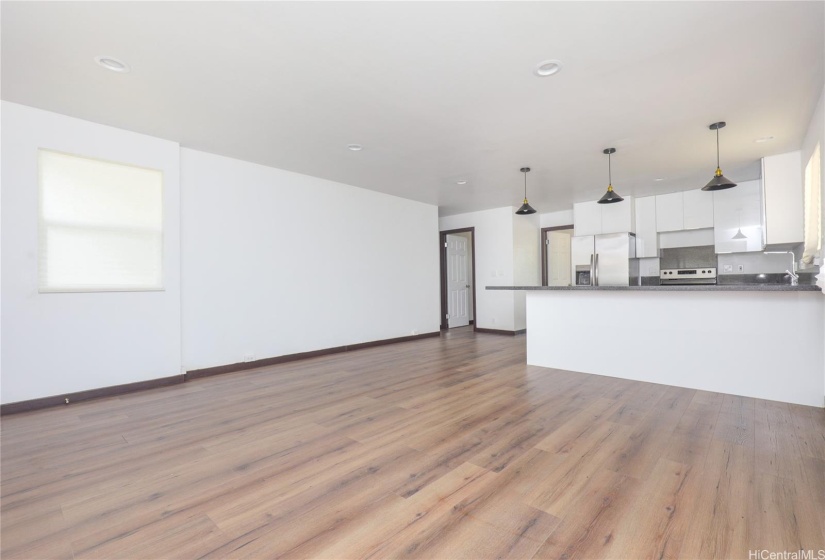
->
(446, 234, 470, 328)
(547, 230, 573, 286)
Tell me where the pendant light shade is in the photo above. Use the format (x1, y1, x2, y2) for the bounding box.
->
(515, 167, 537, 215)
(702, 122, 737, 191)
(597, 148, 624, 204)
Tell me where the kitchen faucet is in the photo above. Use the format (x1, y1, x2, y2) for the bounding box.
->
(764, 251, 798, 286)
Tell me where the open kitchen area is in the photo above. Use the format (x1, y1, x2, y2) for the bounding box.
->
(555, 149, 819, 290)
(490, 147, 825, 408)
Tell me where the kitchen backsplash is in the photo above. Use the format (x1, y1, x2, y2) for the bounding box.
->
(659, 246, 716, 269)
(634, 243, 820, 284)
(644, 244, 820, 277)
(717, 250, 811, 275)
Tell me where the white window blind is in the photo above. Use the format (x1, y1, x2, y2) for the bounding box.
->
(801, 143, 821, 266)
(38, 150, 163, 292)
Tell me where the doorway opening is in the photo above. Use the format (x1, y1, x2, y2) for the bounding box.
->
(439, 227, 476, 331)
(541, 225, 575, 286)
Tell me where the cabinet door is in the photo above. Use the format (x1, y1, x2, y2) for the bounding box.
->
(683, 190, 714, 230)
(634, 196, 658, 258)
(601, 196, 634, 234)
(574, 201, 602, 236)
(713, 180, 764, 253)
(763, 151, 803, 245)
(655, 192, 684, 232)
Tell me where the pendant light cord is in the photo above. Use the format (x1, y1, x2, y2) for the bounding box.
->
(608, 151, 612, 185)
(523, 171, 527, 199)
(716, 127, 721, 169)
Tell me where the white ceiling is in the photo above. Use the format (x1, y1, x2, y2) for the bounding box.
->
(2, 1, 823, 216)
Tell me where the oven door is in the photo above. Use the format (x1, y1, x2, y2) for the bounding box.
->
(660, 278, 717, 286)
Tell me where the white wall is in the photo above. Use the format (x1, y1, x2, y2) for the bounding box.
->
(801, 85, 825, 271)
(180, 149, 440, 371)
(1, 102, 182, 403)
(440, 208, 516, 331)
(800, 84, 825, 393)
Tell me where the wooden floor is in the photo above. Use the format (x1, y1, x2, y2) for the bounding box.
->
(2, 327, 824, 560)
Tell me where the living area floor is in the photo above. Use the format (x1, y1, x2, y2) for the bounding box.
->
(2, 326, 824, 559)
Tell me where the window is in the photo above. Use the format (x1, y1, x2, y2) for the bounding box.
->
(802, 143, 821, 265)
(38, 150, 163, 292)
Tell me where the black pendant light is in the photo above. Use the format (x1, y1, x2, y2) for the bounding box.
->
(597, 148, 624, 204)
(702, 122, 737, 191)
(515, 167, 537, 215)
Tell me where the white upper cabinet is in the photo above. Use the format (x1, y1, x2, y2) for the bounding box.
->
(601, 197, 635, 234)
(762, 151, 803, 246)
(655, 192, 684, 232)
(574, 198, 635, 236)
(655, 190, 713, 232)
(634, 196, 658, 258)
(683, 190, 714, 229)
(573, 201, 602, 236)
(713, 180, 764, 253)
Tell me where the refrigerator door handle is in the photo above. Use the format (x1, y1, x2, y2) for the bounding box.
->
(589, 254, 595, 286)
(595, 253, 599, 286)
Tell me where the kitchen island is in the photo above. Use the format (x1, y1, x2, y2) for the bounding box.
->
(488, 285, 824, 407)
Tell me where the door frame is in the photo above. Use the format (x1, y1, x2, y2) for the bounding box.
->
(439, 227, 477, 331)
(541, 225, 575, 286)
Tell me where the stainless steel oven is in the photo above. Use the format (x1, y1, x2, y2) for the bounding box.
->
(660, 267, 717, 285)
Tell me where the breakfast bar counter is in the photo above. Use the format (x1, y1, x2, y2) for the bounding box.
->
(488, 285, 824, 407)
(488, 284, 821, 292)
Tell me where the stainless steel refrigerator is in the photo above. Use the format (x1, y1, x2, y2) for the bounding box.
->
(571, 232, 638, 286)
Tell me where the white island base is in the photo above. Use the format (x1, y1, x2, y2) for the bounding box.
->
(526, 290, 824, 408)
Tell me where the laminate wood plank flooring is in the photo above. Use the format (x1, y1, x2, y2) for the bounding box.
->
(2, 327, 824, 559)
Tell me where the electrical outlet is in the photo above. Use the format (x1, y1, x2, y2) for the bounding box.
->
(242, 354, 255, 363)
(723, 264, 733, 273)
(737, 264, 744, 272)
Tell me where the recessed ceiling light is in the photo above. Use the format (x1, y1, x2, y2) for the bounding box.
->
(347, 144, 363, 151)
(655, 178, 665, 182)
(534, 60, 563, 77)
(456, 180, 467, 185)
(94, 56, 130, 73)
(755, 136, 774, 143)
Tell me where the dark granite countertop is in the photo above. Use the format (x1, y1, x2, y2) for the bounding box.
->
(486, 284, 821, 292)
(718, 273, 817, 285)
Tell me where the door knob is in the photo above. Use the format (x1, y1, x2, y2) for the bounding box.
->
(466, 284, 470, 288)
